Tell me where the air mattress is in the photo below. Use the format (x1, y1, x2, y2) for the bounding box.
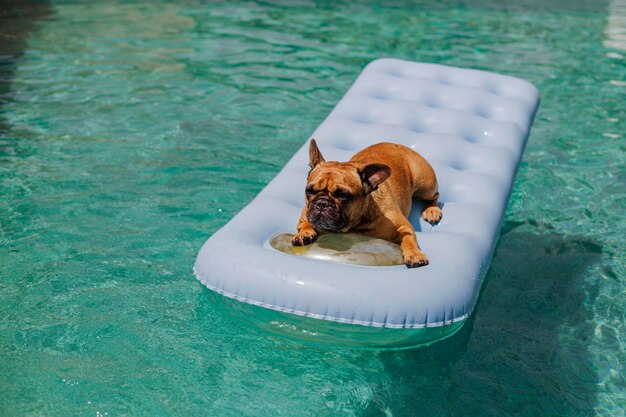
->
(194, 58, 540, 348)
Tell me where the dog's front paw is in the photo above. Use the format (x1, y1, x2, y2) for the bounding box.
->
(421, 206, 442, 224)
(291, 229, 317, 246)
(404, 251, 429, 268)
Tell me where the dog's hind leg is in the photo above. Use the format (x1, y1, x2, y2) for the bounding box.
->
(415, 185, 442, 224)
(407, 153, 443, 224)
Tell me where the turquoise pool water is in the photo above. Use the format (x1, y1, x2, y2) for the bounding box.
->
(1, 0, 624, 415)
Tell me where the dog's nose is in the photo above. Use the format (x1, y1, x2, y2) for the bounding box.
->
(314, 198, 332, 210)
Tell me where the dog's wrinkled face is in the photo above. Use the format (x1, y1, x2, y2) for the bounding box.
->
(305, 162, 360, 232)
(305, 139, 390, 232)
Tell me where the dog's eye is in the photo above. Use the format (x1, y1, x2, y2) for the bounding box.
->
(334, 189, 352, 201)
(305, 186, 315, 196)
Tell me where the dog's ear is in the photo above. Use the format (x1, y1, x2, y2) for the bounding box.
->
(309, 138, 325, 169)
(359, 163, 391, 194)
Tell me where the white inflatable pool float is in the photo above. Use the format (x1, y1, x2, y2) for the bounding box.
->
(194, 58, 540, 348)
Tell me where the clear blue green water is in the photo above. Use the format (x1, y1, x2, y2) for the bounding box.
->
(1, 0, 624, 415)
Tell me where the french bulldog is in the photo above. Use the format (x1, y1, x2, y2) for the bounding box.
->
(291, 139, 442, 268)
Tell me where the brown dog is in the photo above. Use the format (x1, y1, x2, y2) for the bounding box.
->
(291, 139, 442, 268)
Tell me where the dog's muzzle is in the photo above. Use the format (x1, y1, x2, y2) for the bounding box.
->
(307, 196, 347, 232)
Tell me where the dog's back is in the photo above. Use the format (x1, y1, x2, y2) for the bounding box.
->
(349, 142, 439, 217)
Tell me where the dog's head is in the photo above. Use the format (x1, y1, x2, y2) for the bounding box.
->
(304, 139, 390, 232)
